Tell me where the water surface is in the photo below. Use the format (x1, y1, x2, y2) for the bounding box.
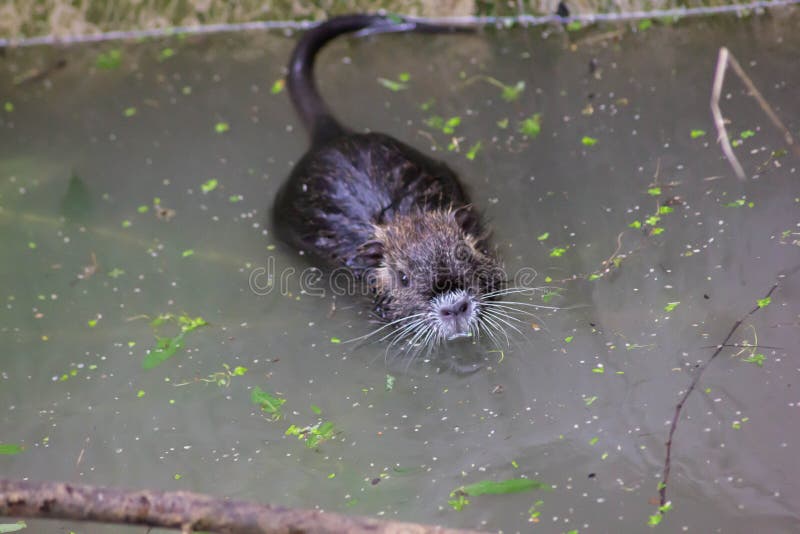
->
(1, 11, 799, 533)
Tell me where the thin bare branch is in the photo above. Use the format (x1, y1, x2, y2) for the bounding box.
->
(710, 47, 799, 181)
(711, 48, 746, 180)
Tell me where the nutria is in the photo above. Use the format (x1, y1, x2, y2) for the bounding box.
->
(273, 14, 511, 349)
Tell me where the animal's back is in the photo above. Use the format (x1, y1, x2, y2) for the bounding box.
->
(273, 132, 471, 273)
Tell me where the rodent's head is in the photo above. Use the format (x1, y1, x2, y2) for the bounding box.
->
(363, 208, 504, 344)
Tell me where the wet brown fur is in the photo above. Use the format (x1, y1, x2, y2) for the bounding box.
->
(370, 210, 501, 322)
(274, 15, 505, 333)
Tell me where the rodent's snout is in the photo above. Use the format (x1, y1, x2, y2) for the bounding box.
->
(433, 290, 476, 340)
(438, 295, 471, 318)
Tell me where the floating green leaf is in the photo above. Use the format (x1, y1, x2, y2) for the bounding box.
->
(270, 79, 285, 94)
(757, 296, 771, 308)
(724, 198, 746, 207)
(286, 420, 336, 448)
(740, 129, 755, 138)
(537, 232, 549, 241)
(690, 129, 706, 139)
(581, 136, 598, 146)
(455, 478, 550, 498)
(549, 247, 566, 258)
(142, 314, 206, 369)
(177, 315, 207, 332)
(0, 444, 24, 455)
(0, 521, 27, 533)
(96, 49, 122, 69)
(3, 102, 14, 113)
(664, 301, 680, 312)
(201, 178, 219, 193)
(501, 81, 525, 102)
(214, 122, 229, 134)
(377, 77, 407, 92)
(385, 374, 396, 391)
(251, 387, 285, 419)
(159, 48, 175, 61)
(143, 334, 185, 369)
(647, 187, 662, 196)
(425, 115, 444, 130)
(742, 353, 765, 366)
(123, 107, 137, 117)
(466, 141, 482, 161)
(450, 477, 546, 509)
(518, 113, 541, 139)
(442, 117, 461, 134)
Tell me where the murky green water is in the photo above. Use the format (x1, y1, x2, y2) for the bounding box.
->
(1, 11, 799, 533)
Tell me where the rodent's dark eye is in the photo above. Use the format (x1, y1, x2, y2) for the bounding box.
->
(398, 271, 409, 287)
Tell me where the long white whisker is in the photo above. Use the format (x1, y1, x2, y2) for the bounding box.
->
(380, 317, 427, 343)
(482, 307, 529, 325)
(344, 312, 427, 343)
(482, 286, 559, 298)
(480, 302, 549, 318)
(479, 311, 510, 347)
(483, 310, 526, 339)
(480, 299, 562, 311)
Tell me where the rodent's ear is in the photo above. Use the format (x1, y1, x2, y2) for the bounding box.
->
(453, 205, 480, 235)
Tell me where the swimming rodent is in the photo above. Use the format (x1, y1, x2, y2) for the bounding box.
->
(273, 14, 508, 348)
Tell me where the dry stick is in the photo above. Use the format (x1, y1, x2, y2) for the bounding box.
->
(710, 47, 800, 181)
(711, 48, 746, 180)
(658, 283, 779, 506)
(725, 51, 800, 158)
(0, 479, 481, 534)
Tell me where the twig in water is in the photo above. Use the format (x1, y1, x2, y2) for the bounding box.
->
(659, 283, 779, 506)
(711, 48, 746, 180)
(710, 47, 799, 181)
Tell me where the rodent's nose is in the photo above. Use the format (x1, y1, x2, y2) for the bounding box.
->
(439, 296, 471, 318)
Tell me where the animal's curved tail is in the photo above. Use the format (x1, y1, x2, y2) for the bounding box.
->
(287, 14, 470, 145)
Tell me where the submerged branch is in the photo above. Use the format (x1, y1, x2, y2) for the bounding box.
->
(0, 479, 480, 534)
(658, 281, 781, 506)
